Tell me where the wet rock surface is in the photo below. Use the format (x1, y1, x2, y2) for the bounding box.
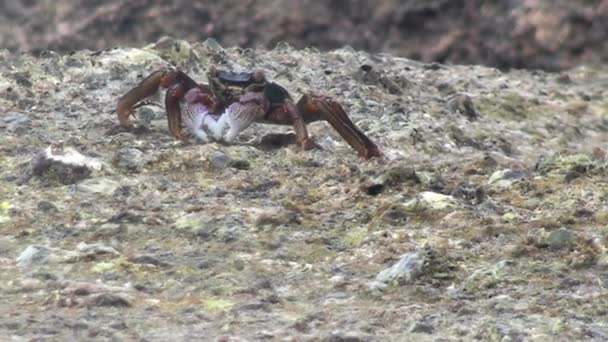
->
(1, 41, 608, 340)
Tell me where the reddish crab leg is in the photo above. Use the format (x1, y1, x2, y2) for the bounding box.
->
(283, 101, 318, 150)
(165, 83, 185, 139)
(116, 70, 166, 127)
(297, 95, 382, 159)
(116, 69, 201, 130)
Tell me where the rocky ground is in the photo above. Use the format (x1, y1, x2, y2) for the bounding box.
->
(1, 39, 608, 340)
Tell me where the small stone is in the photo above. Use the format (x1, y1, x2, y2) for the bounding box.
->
(77, 178, 120, 196)
(254, 208, 300, 227)
(488, 169, 527, 188)
(89, 293, 131, 307)
(409, 321, 435, 334)
(564, 170, 583, 183)
(376, 252, 424, 285)
(20, 278, 44, 291)
(153, 36, 177, 50)
(379, 204, 408, 225)
(16, 245, 53, 267)
(4, 112, 31, 133)
(258, 133, 297, 150)
(197, 257, 217, 269)
(592, 147, 606, 160)
(203, 37, 224, 52)
(501, 212, 518, 223)
(129, 254, 167, 267)
(360, 166, 418, 196)
(16, 244, 83, 267)
(137, 107, 159, 125)
(448, 94, 479, 120)
(174, 213, 206, 231)
(361, 182, 384, 196)
(173, 214, 239, 241)
(208, 151, 231, 169)
(134, 189, 162, 210)
(544, 228, 577, 250)
(451, 182, 485, 204)
(379, 75, 403, 95)
(236, 301, 269, 312)
(24, 144, 102, 185)
(114, 147, 146, 172)
(109, 321, 128, 330)
(404, 192, 459, 212)
(229, 159, 250, 170)
(93, 223, 127, 239)
(37, 200, 58, 212)
(322, 330, 370, 342)
(385, 166, 419, 185)
(2, 112, 28, 124)
(76, 242, 120, 259)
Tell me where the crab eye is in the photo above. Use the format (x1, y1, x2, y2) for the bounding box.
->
(264, 82, 291, 104)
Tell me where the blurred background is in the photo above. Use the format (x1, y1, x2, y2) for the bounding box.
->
(1, 0, 607, 71)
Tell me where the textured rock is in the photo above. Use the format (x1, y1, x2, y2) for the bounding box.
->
(114, 147, 146, 172)
(22, 144, 103, 185)
(403, 192, 460, 212)
(376, 252, 425, 285)
(3, 111, 31, 133)
(1, 42, 607, 340)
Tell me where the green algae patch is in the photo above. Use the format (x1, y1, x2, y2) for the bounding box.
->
(99, 48, 163, 67)
(91, 257, 149, 274)
(590, 101, 608, 118)
(343, 226, 369, 247)
(475, 91, 547, 120)
(149, 39, 201, 68)
(174, 213, 205, 231)
(0, 201, 11, 224)
(204, 298, 234, 311)
(536, 153, 594, 175)
(302, 242, 338, 263)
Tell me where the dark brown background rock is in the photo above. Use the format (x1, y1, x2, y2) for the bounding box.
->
(1, 0, 607, 70)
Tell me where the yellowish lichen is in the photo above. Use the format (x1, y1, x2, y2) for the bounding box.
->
(204, 298, 234, 311)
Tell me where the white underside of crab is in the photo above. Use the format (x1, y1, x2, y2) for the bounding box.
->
(181, 88, 263, 144)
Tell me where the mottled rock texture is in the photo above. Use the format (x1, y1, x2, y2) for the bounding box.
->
(1, 40, 608, 340)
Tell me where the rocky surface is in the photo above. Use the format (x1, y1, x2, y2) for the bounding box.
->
(1, 0, 607, 71)
(1, 39, 608, 340)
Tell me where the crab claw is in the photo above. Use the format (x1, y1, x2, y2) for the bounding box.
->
(297, 94, 382, 159)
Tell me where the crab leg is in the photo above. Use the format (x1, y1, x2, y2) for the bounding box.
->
(116, 69, 201, 130)
(296, 94, 382, 159)
(282, 101, 317, 150)
(116, 70, 166, 127)
(165, 83, 186, 139)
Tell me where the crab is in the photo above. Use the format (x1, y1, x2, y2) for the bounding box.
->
(116, 66, 382, 159)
